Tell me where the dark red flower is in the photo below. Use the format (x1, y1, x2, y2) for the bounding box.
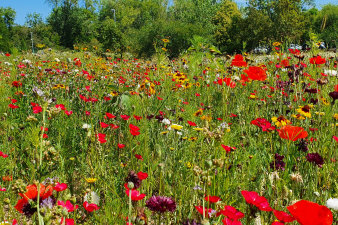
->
(145, 196, 176, 213)
(306, 153, 324, 168)
(287, 200, 333, 225)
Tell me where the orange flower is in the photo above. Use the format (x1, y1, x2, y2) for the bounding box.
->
(278, 125, 308, 141)
(15, 184, 53, 215)
(243, 66, 267, 81)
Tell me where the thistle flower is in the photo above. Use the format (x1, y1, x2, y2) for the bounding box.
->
(145, 196, 176, 213)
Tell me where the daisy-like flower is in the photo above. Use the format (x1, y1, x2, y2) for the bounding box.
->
(170, 124, 183, 130)
(271, 115, 291, 127)
(296, 105, 313, 118)
(85, 178, 97, 183)
(326, 198, 338, 210)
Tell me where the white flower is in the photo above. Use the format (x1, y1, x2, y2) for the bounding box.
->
(326, 198, 338, 210)
(84, 191, 100, 205)
(324, 69, 337, 77)
(176, 131, 182, 136)
(82, 124, 91, 129)
(162, 119, 171, 125)
(314, 191, 320, 197)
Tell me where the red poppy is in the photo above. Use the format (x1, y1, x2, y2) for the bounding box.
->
(250, 118, 275, 132)
(60, 218, 74, 225)
(243, 66, 267, 81)
(100, 122, 109, 128)
(65, 110, 73, 116)
(204, 196, 221, 203)
(217, 205, 244, 220)
(187, 121, 197, 126)
(278, 125, 308, 141)
(121, 115, 130, 120)
(309, 55, 326, 65)
(58, 200, 78, 212)
(118, 143, 125, 149)
(195, 206, 216, 218)
(333, 136, 338, 142)
(125, 187, 146, 201)
(135, 154, 143, 160)
(56, 104, 65, 110)
(0, 151, 8, 158)
(0, 186, 6, 191)
(221, 145, 236, 153)
(12, 81, 22, 87)
(83, 201, 100, 212)
(134, 115, 142, 120)
(129, 124, 140, 136)
(97, 133, 107, 143)
(241, 190, 272, 211)
(271, 222, 284, 225)
(15, 184, 53, 214)
(137, 171, 148, 180)
(110, 124, 120, 129)
(231, 55, 247, 67)
(106, 112, 116, 119)
(54, 182, 67, 192)
(273, 210, 295, 223)
(33, 106, 43, 114)
(222, 218, 242, 225)
(8, 104, 19, 109)
(287, 200, 333, 225)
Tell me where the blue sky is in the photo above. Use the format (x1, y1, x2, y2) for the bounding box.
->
(0, 0, 337, 25)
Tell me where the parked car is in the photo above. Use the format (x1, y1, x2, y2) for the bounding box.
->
(289, 44, 302, 50)
(318, 42, 326, 49)
(253, 46, 269, 54)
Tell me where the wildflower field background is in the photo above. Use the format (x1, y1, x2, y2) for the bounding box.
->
(0, 41, 337, 225)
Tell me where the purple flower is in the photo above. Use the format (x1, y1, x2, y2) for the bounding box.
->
(270, 153, 285, 171)
(146, 196, 176, 213)
(306, 153, 324, 168)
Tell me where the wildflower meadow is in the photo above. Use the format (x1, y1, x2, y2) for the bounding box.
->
(0, 40, 337, 225)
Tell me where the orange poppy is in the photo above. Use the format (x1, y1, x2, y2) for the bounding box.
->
(15, 184, 53, 214)
(278, 125, 308, 141)
(287, 200, 333, 225)
(243, 66, 267, 81)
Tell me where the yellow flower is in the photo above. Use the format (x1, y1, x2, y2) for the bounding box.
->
(85, 178, 97, 183)
(110, 91, 119, 97)
(200, 115, 212, 121)
(182, 136, 188, 140)
(249, 94, 257, 99)
(273, 42, 281, 47)
(271, 116, 291, 127)
(334, 114, 338, 120)
(162, 48, 167, 52)
(171, 124, 183, 130)
(315, 112, 325, 116)
(292, 114, 305, 120)
(69, 157, 75, 161)
(321, 97, 330, 106)
(189, 137, 197, 141)
(169, 147, 175, 150)
(193, 127, 203, 131)
(160, 131, 169, 135)
(161, 38, 170, 43)
(296, 105, 312, 118)
(186, 162, 192, 168)
(193, 109, 203, 117)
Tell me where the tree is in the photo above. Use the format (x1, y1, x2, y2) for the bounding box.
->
(213, 0, 242, 53)
(25, 13, 43, 28)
